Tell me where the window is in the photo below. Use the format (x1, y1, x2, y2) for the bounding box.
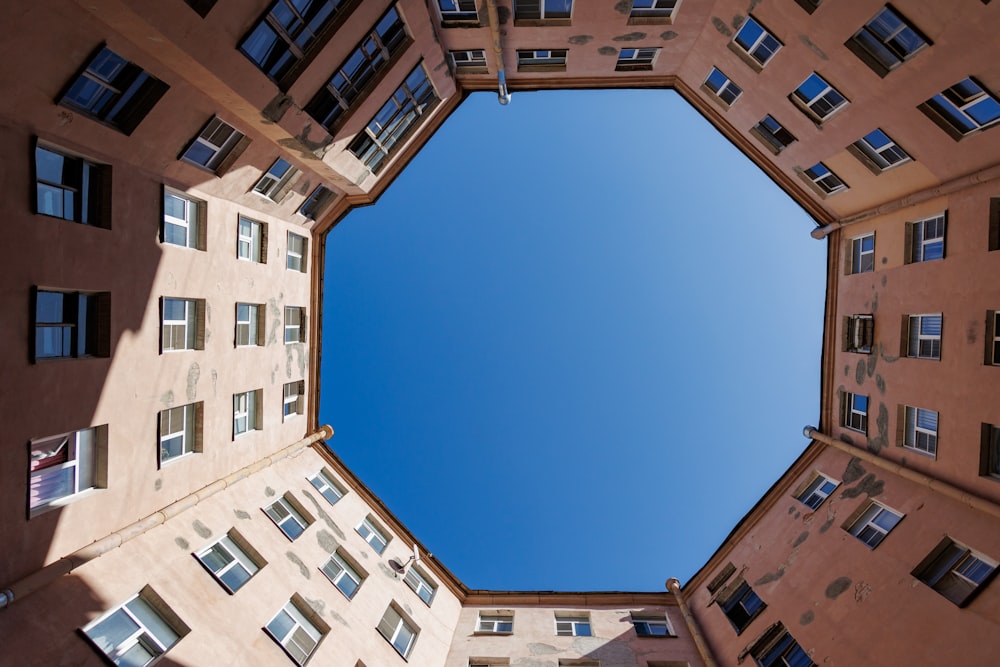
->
(29, 425, 107, 513)
(843, 314, 874, 354)
(795, 472, 839, 509)
(180, 116, 249, 174)
(34, 144, 110, 227)
(703, 67, 742, 106)
(266, 598, 328, 665)
(304, 8, 409, 131)
(846, 501, 902, 548)
(59, 46, 168, 135)
(848, 233, 874, 274)
(238, 216, 268, 263)
(348, 64, 438, 173)
(283, 380, 305, 420)
(902, 405, 938, 456)
(195, 531, 263, 593)
(906, 213, 946, 263)
(254, 158, 300, 202)
(516, 49, 568, 72)
(161, 298, 204, 352)
(905, 314, 942, 360)
(33, 289, 111, 360)
(159, 402, 202, 464)
(986, 311, 1000, 365)
(841, 392, 868, 433)
(321, 550, 365, 599)
(450, 49, 488, 73)
(239, 0, 345, 88)
(514, 0, 573, 23)
(631, 613, 673, 637)
(285, 306, 306, 343)
(233, 389, 263, 437)
(979, 424, 1000, 479)
(751, 115, 796, 154)
(82, 588, 189, 666)
(921, 77, 1000, 139)
(791, 73, 848, 122)
(718, 581, 765, 633)
(850, 128, 912, 172)
(299, 185, 336, 220)
(555, 615, 591, 636)
(477, 614, 513, 633)
(439, 0, 479, 23)
(183, 0, 216, 17)
(731, 16, 782, 68)
(803, 162, 847, 196)
(236, 303, 265, 347)
(377, 604, 418, 658)
(847, 6, 929, 77)
(265, 495, 312, 540)
(628, 0, 679, 22)
(616, 48, 659, 72)
(357, 516, 389, 554)
(308, 468, 346, 505)
(287, 233, 308, 272)
(913, 538, 997, 606)
(404, 566, 437, 606)
(749, 625, 814, 667)
(162, 188, 205, 249)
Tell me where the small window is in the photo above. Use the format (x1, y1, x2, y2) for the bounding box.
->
(921, 77, 1000, 140)
(841, 392, 868, 433)
(516, 49, 568, 72)
(450, 50, 488, 73)
(843, 314, 874, 354)
(803, 162, 848, 196)
(791, 72, 849, 122)
(161, 298, 205, 352)
(236, 303, 265, 347)
(254, 158, 300, 202)
(29, 425, 108, 513)
(615, 48, 659, 72)
(477, 613, 514, 633)
(285, 307, 306, 344)
(287, 233, 308, 272)
(850, 128, 912, 172)
(985, 312, 1000, 365)
(195, 530, 264, 593)
(846, 501, 903, 548)
(283, 380, 305, 420)
(34, 144, 110, 227)
(748, 624, 814, 667)
(703, 67, 742, 106)
(377, 604, 419, 658)
(717, 580, 765, 633)
(731, 16, 782, 69)
(901, 405, 938, 456)
(751, 115, 796, 154)
(81, 587, 190, 665)
(796, 472, 839, 509)
(34, 289, 111, 360)
(180, 116, 249, 174)
(979, 424, 1000, 479)
(265, 494, 312, 541)
(162, 188, 206, 250)
(905, 314, 942, 360)
(159, 402, 203, 465)
(299, 185, 336, 220)
(233, 389, 263, 438)
(308, 468, 346, 505)
(905, 213, 946, 263)
(59, 46, 168, 135)
(846, 6, 929, 78)
(628, 0, 680, 23)
(321, 550, 365, 599)
(847, 233, 875, 274)
(514, 0, 573, 24)
(238, 216, 268, 263)
(913, 538, 997, 606)
(404, 566, 437, 606)
(555, 615, 591, 637)
(265, 598, 328, 665)
(439, 0, 479, 24)
(357, 515, 390, 554)
(631, 613, 673, 637)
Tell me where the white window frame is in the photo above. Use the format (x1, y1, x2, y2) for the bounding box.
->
(792, 72, 848, 121)
(909, 214, 946, 263)
(266, 600, 322, 665)
(631, 614, 673, 637)
(237, 216, 263, 262)
(82, 590, 185, 666)
(904, 405, 939, 456)
(851, 6, 928, 73)
(514, 0, 573, 20)
(283, 381, 304, 420)
(451, 49, 487, 70)
(308, 469, 345, 505)
(915, 539, 998, 606)
(849, 233, 875, 274)
(925, 78, 1000, 137)
(235, 303, 261, 347)
(804, 162, 847, 195)
(29, 427, 102, 512)
(477, 614, 514, 633)
(404, 566, 437, 606)
(796, 472, 839, 509)
(265, 496, 309, 540)
(196, 532, 261, 593)
(732, 16, 782, 67)
(377, 605, 418, 658)
(285, 306, 304, 344)
(162, 189, 202, 249)
(704, 67, 742, 105)
(181, 117, 245, 172)
(853, 128, 911, 171)
(357, 516, 389, 554)
(321, 551, 363, 599)
(439, 0, 478, 21)
(615, 47, 659, 70)
(254, 158, 298, 201)
(842, 392, 868, 433)
(161, 298, 197, 352)
(517, 49, 568, 67)
(629, 0, 679, 20)
(287, 232, 307, 272)
(233, 390, 259, 437)
(991, 312, 1000, 366)
(907, 314, 942, 359)
(847, 501, 903, 548)
(554, 615, 591, 637)
(160, 403, 197, 464)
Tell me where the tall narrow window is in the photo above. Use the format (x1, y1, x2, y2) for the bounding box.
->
(34, 289, 111, 360)
(751, 115, 796, 154)
(843, 314, 874, 354)
(159, 402, 201, 464)
(914, 538, 997, 606)
(321, 551, 365, 599)
(283, 380, 305, 420)
(254, 159, 300, 202)
(905, 314, 942, 360)
(905, 214, 946, 263)
(514, 0, 573, 23)
(615, 48, 659, 72)
(404, 566, 437, 606)
(439, 0, 479, 23)
(237, 216, 268, 263)
(848, 234, 874, 274)
(233, 390, 262, 437)
(791, 72, 849, 122)
(377, 605, 418, 658)
(287, 233, 307, 272)
(285, 307, 306, 343)
(803, 162, 848, 195)
(902, 405, 938, 456)
(795, 472, 838, 509)
(235, 303, 264, 347)
(718, 581, 765, 633)
(35, 145, 110, 227)
(265, 495, 312, 540)
(851, 129, 912, 172)
(162, 188, 205, 249)
(921, 78, 1000, 139)
(841, 392, 868, 433)
(308, 468, 346, 505)
(703, 67, 742, 106)
(299, 185, 336, 220)
(357, 516, 390, 553)
(29, 425, 108, 512)
(161, 298, 204, 352)
(846, 501, 903, 548)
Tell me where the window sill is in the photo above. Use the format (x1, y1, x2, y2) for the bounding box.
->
(627, 15, 675, 25)
(901, 444, 937, 459)
(29, 487, 100, 519)
(473, 631, 513, 636)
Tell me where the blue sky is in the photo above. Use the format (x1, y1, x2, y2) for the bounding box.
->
(320, 88, 825, 592)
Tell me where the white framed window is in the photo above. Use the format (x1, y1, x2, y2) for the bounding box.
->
(287, 232, 307, 272)
(852, 128, 911, 172)
(732, 16, 782, 68)
(181, 116, 247, 173)
(477, 614, 513, 633)
(357, 516, 390, 554)
(848, 6, 929, 77)
(846, 501, 903, 548)
(159, 402, 200, 464)
(615, 47, 659, 71)
(841, 392, 868, 433)
(803, 162, 847, 195)
(703, 67, 742, 106)
(265, 495, 311, 541)
(196, 531, 263, 593)
(233, 389, 262, 437)
(629, 0, 679, 21)
(631, 613, 673, 637)
(29, 425, 107, 513)
(235, 303, 264, 347)
(439, 0, 478, 22)
(844, 314, 874, 354)
(516, 49, 568, 71)
(903, 405, 939, 456)
(266, 599, 326, 665)
(321, 551, 364, 599)
(299, 185, 335, 220)
(376, 604, 418, 658)
(308, 468, 346, 505)
(922, 77, 1000, 139)
(791, 72, 849, 122)
(906, 314, 942, 360)
(162, 188, 205, 249)
(237, 215, 267, 263)
(752, 115, 796, 154)
(285, 306, 305, 343)
(555, 615, 591, 636)
(914, 538, 997, 606)
(161, 298, 204, 352)
(404, 566, 437, 606)
(514, 0, 572, 22)
(795, 472, 838, 509)
(82, 588, 189, 666)
(254, 158, 299, 202)
(848, 233, 874, 274)
(451, 49, 487, 71)
(283, 380, 305, 420)
(906, 213, 946, 263)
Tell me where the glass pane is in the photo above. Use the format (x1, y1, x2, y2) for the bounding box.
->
(87, 610, 141, 654)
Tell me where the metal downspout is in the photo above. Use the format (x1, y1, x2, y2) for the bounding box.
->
(667, 577, 720, 667)
(485, 0, 511, 104)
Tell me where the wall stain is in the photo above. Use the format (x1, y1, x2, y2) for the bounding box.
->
(327, 608, 349, 628)
(866, 353, 877, 379)
(287, 344, 306, 379)
(875, 374, 886, 394)
(794, 511, 801, 520)
(204, 303, 211, 343)
(613, 0, 630, 14)
(838, 433, 855, 447)
(843, 364, 850, 377)
(402, 602, 414, 616)
(799, 610, 814, 625)
(866, 403, 890, 453)
(262, 94, 293, 122)
(711, 17, 732, 37)
(301, 489, 345, 538)
(798, 34, 829, 60)
(879, 342, 899, 363)
(748, 0, 762, 13)
(379, 562, 399, 580)
(264, 486, 276, 497)
(598, 46, 617, 55)
(855, 360, 866, 386)
(792, 531, 809, 548)
(286, 551, 310, 579)
(496, 5, 509, 24)
(234, 509, 251, 520)
(755, 567, 785, 586)
(788, 506, 796, 515)
(731, 14, 745, 31)
(568, 34, 593, 44)
(186, 362, 200, 401)
(613, 32, 647, 42)
(661, 30, 678, 40)
(882, 274, 888, 286)
(872, 290, 879, 313)
(192, 520, 212, 539)
(967, 320, 979, 345)
(175, 537, 189, 550)
(160, 390, 174, 407)
(825, 576, 852, 599)
(317, 530, 338, 553)
(528, 643, 560, 655)
(267, 298, 282, 345)
(843, 457, 865, 483)
(154, 478, 163, 491)
(840, 473, 884, 499)
(819, 516, 835, 534)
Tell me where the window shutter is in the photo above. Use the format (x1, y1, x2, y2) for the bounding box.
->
(194, 402, 204, 452)
(297, 380, 305, 415)
(158, 296, 165, 354)
(158, 185, 166, 243)
(862, 316, 874, 349)
(215, 135, 251, 175)
(707, 562, 736, 595)
(941, 212, 948, 259)
(986, 311, 996, 365)
(895, 404, 906, 447)
(256, 305, 266, 344)
(301, 236, 309, 273)
(300, 310, 307, 343)
(95, 292, 112, 358)
(900, 315, 911, 357)
(98, 164, 114, 229)
(990, 199, 1000, 251)
(259, 223, 269, 264)
(842, 316, 851, 351)
(844, 238, 852, 274)
(29, 285, 39, 363)
(254, 389, 264, 430)
(273, 170, 302, 203)
(196, 200, 208, 251)
(156, 408, 164, 468)
(378, 606, 401, 640)
(903, 222, 914, 264)
(195, 299, 206, 350)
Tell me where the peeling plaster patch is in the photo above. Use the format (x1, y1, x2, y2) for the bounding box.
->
(825, 577, 852, 599)
(792, 531, 809, 548)
(379, 562, 398, 580)
(174, 537, 190, 550)
(866, 403, 890, 453)
(843, 457, 865, 484)
(967, 320, 979, 345)
(262, 94, 294, 122)
(598, 46, 617, 55)
(300, 489, 344, 537)
(497, 6, 510, 23)
(661, 30, 678, 40)
(287, 345, 306, 379)
(234, 509, 251, 520)
(186, 362, 200, 401)
(799, 610, 814, 625)
(843, 364, 850, 377)
(841, 473, 884, 499)
(317, 529, 338, 553)
(278, 135, 332, 161)
(838, 433, 855, 447)
(754, 567, 785, 586)
(192, 520, 212, 539)
(748, 0, 762, 13)
(58, 110, 73, 127)
(267, 298, 282, 345)
(855, 581, 873, 602)
(613, 0, 630, 14)
(711, 17, 733, 37)
(798, 34, 829, 60)
(160, 390, 174, 406)
(211, 369, 218, 397)
(881, 256, 888, 265)
(819, 516, 835, 534)
(527, 643, 560, 656)
(788, 506, 796, 515)
(855, 360, 866, 386)
(264, 486, 276, 497)
(402, 602, 414, 616)
(613, 32, 647, 42)
(286, 551, 310, 579)
(875, 374, 886, 394)
(568, 34, 593, 45)
(731, 14, 745, 30)
(154, 478, 163, 491)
